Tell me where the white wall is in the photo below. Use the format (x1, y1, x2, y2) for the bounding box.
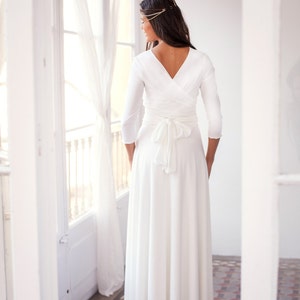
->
(241, 0, 280, 297)
(116, 0, 300, 261)
(178, 0, 242, 256)
(135, 0, 242, 256)
(7, 0, 59, 298)
(132, 0, 242, 257)
(174, 0, 300, 260)
(7, 0, 41, 298)
(124, 0, 242, 257)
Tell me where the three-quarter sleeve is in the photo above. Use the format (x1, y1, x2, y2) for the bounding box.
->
(121, 58, 144, 144)
(200, 56, 222, 138)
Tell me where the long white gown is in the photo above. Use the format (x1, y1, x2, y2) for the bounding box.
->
(121, 48, 222, 300)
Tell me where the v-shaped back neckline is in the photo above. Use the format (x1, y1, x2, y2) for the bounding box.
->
(150, 48, 191, 80)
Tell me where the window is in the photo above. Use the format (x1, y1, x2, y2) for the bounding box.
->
(111, 0, 136, 122)
(62, 0, 138, 222)
(63, 0, 98, 222)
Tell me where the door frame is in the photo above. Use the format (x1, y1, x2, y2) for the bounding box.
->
(53, 1, 98, 298)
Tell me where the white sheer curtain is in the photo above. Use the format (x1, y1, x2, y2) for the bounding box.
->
(74, 0, 124, 296)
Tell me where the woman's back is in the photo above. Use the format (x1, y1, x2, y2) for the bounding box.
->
(151, 44, 190, 79)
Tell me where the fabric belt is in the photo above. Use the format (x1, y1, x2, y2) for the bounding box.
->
(143, 111, 198, 174)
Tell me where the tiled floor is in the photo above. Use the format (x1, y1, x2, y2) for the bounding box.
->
(278, 258, 300, 300)
(90, 256, 300, 300)
(90, 287, 124, 300)
(213, 256, 240, 300)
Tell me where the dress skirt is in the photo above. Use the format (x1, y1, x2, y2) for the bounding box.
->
(124, 122, 213, 300)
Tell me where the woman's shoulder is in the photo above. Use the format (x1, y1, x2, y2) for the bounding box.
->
(128, 51, 153, 78)
(189, 48, 212, 62)
(131, 50, 152, 69)
(134, 50, 152, 62)
(189, 48, 215, 71)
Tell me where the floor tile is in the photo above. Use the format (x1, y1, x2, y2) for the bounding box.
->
(90, 256, 300, 300)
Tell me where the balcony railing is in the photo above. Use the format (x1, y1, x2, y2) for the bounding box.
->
(66, 122, 130, 222)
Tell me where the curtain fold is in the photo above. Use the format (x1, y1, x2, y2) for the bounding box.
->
(74, 0, 124, 296)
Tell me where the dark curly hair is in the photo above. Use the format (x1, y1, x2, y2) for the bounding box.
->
(140, 0, 196, 50)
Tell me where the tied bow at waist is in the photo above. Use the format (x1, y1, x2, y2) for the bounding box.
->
(144, 114, 198, 174)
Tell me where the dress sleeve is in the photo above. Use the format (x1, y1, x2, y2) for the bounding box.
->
(200, 56, 222, 139)
(121, 58, 144, 144)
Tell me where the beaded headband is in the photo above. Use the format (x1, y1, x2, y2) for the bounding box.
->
(142, 0, 178, 21)
(143, 8, 167, 21)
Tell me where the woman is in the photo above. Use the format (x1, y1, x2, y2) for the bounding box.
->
(121, 0, 222, 299)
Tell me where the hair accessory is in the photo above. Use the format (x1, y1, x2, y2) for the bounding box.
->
(143, 8, 166, 21)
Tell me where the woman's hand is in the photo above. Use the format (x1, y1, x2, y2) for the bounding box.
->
(125, 143, 136, 168)
(206, 157, 214, 177)
(206, 138, 220, 177)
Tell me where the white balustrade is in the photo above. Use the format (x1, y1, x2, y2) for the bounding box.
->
(66, 123, 130, 223)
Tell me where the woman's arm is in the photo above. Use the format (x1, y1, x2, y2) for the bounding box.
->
(121, 58, 144, 165)
(200, 55, 222, 177)
(206, 138, 220, 177)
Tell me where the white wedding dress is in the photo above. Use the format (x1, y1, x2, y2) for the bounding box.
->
(121, 48, 222, 300)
